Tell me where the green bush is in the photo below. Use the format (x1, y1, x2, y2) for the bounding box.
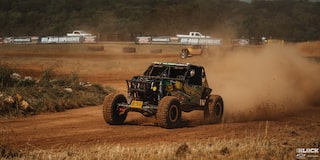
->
(0, 62, 15, 89)
(0, 64, 112, 117)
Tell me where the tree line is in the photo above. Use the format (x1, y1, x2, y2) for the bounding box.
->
(0, 0, 319, 42)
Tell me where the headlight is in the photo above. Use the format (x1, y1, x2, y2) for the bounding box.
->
(152, 86, 157, 91)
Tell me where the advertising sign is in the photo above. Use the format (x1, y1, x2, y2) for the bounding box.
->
(135, 36, 151, 44)
(151, 36, 171, 43)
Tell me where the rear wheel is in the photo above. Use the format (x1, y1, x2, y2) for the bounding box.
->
(157, 96, 182, 128)
(204, 95, 224, 124)
(103, 93, 127, 125)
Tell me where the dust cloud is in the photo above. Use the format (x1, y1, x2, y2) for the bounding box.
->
(204, 45, 320, 122)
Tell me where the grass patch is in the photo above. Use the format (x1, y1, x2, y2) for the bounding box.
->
(2, 137, 315, 160)
(0, 62, 113, 117)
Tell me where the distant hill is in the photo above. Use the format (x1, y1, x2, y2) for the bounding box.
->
(0, 0, 319, 42)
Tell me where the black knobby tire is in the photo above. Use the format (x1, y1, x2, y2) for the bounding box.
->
(156, 96, 182, 129)
(204, 95, 224, 124)
(103, 93, 127, 125)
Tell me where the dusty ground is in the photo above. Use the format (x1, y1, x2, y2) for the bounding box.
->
(0, 42, 319, 153)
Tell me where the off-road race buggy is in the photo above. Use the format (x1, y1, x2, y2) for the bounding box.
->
(180, 45, 208, 59)
(103, 62, 223, 128)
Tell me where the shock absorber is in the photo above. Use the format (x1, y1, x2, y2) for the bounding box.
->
(158, 80, 163, 101)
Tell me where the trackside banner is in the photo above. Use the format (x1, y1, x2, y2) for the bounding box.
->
(1, 36, 96, 44)
(135, 36, 151, 44)
(40, 36, 83, 44)
(13, 37, 32, 44)
(151, 36, 171, 43)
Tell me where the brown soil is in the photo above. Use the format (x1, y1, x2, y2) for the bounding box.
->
(0, 42, 319, 150)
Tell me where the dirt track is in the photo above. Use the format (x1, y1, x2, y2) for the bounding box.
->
(1, 104, 320, 150)
(0, 42, 320, 150)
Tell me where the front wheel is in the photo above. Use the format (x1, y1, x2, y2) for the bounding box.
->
(157, 96, 182, 129)
(103, 93, 127, 125)
(204, 95, 224, 124)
